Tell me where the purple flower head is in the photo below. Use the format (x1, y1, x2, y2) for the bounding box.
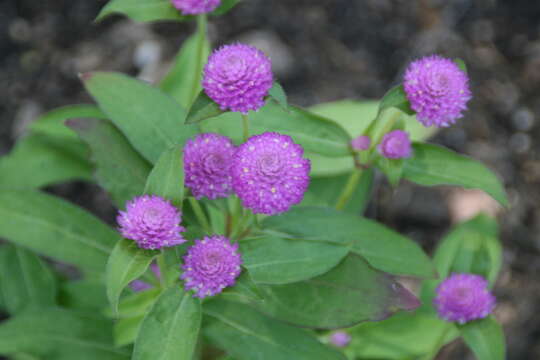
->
(203, 43, 273, 114)
(377, 130, 412, 159)
(181, 235, 242, 298)
(434, 273, 496, 324)
(129, 263, 161, 292)
(231, 132, 311, 215)
(351, 135, 371, 151)
(184, 133, 236, 200)
(329, 331, 351, 348)
(171, 0, 221, 15)
(117, 195, 186, 250)
(404, 55, 472, 127)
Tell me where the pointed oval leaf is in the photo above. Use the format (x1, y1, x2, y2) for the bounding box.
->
(0, 190, 119, 275)
(247, 254, 420, 329)
(379, 85, 415, 115)
(211, 0, 241, 15)
(263, 206, 435, 278)
(97, 0, 189, 22)
(267, 82, 288, 110)
(81, 71, 198, 163)
(0, 245, 57, 315)
(133, 287, 201, 360)
(144, 145, 184, 207)
(403, 143, 508, 206)
(240, 236, 349, 285)
(459, 317, 505, 360)
(203, 299, 346, 360)
(184, 91, 224, 124)
(106, 239, 158, 315)
(68, 118, 152, 207)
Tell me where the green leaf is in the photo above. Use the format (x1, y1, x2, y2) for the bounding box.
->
(263, 207, 435, 278)
(133, 287, 201, 360)
(81, 71, 198, 163)
(0, 307, 129, 359)
(0, 245, 57, 315)
(204, 299, 346, 360)
(219, 272, 265, 304)
(106, 239, 158, 315)
(267, 82, 288, 109)
(376, 156, 404, 186)
(114, 314, 145, 347)
(0, 134, 92, 189)
(68, 118, 152, 207)
(247, 254, 420, 329)
(378, 85, 415, 115)
(454, 58, 468, 73)
(105, 288, 161, 319)
(96, 0, 189, 22)
(160, 26, 210, 108)
(432, 215, 502, 286)
(59, 280, 108, 311)
(184, 91, 224, 124)
(0, 190, 119, 275)
(403, 143, 508, 206)
(240, 235, 349, 285)
(211, 0, 241, 15)
(144, 145, 184, 207)
(347, 311, 458, 360)
(459, 317, 505, 360)
(201, 101, 351, 157)
(30, 104, 107, 140)
(301, 169, 374, 214)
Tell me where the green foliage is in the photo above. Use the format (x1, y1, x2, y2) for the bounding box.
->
(204, 299, 346, 360)
(267, 82, 288, 110)
(82, 71, 198, 163)
(263, 207, 435, 278)
(378, 84, 416, 116)
(459, 317, 505, 360)
(106, 239, 158, 315)
(144, 145, 185, 207)
(0, 190, 119, 275)
(240, 235, 349, 285)
(185, 91, 224, 124)
(246, 254, 420, 329)
(0, 307, 129, 359)
(404, 143, 508, 206)
(133, 287, 201, 360)
(68, 118, 152, 207)
(0, 245, 57, 315)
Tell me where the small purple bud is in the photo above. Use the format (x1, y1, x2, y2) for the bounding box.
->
(377, 130, 412, 159)
(171, 0, 221, 15)
(351, 135, 371, 151)
(329, 331, 351, 347)
(434, 273, 496, 324)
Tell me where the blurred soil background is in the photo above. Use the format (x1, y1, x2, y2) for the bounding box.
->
(1, 0, 540, 358)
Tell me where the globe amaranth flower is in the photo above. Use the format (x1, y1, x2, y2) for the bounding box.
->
(329, 331, 351, 348)
(232, 132, 311, 215)
(181, 235, 242, 298)
(117, 195, 186, 250)
(351, 135, 371, 151)
(434, 273, 496, 324)
(203, 43, 273, 114)
(377, 130, 412, 159)
(184, 133, 236, 200)
(404, 55, 472, 127)
(171, 0, 221, 15)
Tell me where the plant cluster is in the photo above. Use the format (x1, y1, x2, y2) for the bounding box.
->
(0, 1, 507, 360)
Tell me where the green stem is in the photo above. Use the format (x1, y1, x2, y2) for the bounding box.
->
(189, 197, 211, 233)
(242, 114, 250, 141)
(335, 168, 362, 210)
(189, 14, 208, 105)
(157, 250, 167, 289)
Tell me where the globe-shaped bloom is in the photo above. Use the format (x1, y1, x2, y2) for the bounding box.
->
(351, 135, 371, 151)
(329, 331, 351, 347)
(171, 0, 221, 15)
(203, 43, 273, 114)
(184, 133, 236, 200)
(434, 273, 496, 324)
(377, 130, 412, 159)
(181, 235, 242, 298)
(117, 195, 186, 250)
(231, 132, 311, 215)
(404, 55, 472, 127)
